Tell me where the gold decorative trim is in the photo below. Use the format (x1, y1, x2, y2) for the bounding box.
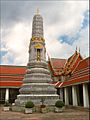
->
(31, 37, 45, 42)
(34, 43, 43, 49)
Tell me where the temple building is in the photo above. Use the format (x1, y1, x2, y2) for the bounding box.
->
(52, 51, 90, 108)
(0, 10, 89, 108)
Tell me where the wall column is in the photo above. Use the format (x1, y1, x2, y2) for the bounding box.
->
(83, 83, 89, 108)
(64, 87, 69, 105)
(5, 88, 9, 102)
(72, 86, 78, 106)
(60, 88, 63, 101)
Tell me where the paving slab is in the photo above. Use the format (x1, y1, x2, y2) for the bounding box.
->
(0, 108, 89, 120)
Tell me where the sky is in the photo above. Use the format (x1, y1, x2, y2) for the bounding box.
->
(0, 0, 89, 65)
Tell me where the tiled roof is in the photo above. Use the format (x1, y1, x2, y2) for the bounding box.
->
(66, 57, 90, 81)
(64, 51, 83, 75)
(49, 58, 67, 76)
(0, 57, 89, 88)
(53, 57, 90, 88)
(73, 57, 90, 72)
(0, 81, 22, 87)
(50, 58, 66, 69)
(53, 75, 89, 88)
(0, 65, 26, 75)
(49, 52, 83, 76)
(0, 65, 26, 87)
(0, 76, 24, 81)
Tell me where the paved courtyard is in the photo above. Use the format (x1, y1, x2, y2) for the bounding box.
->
(0, 107, 89, 120)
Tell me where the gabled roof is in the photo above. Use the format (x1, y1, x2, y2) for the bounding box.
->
(53, 57, 90, 88)
(50, 58, 67, 69)
(64, 51, 83, 75)
(73, 57, 90, 73)
(49, 58, 67, 76)
(68, 57, 90, 81)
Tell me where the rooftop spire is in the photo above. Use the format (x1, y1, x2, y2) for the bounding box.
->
(79, 47, 80, 53)
(76, 46, 77, 52)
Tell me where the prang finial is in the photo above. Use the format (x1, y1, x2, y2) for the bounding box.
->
(36, 8, 39, 14)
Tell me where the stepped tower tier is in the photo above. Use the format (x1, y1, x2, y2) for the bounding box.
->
(32, 12, 43, 38)
(15, 10, 59, 106)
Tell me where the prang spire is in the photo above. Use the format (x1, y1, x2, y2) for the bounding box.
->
(32, 9, 43, 38)
(15, 10, 59, 106)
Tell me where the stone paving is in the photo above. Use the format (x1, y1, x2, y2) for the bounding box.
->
(0, 108, 89, 120)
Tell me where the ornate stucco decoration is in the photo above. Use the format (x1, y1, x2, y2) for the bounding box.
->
(31, 37, 45, 43)
(34, 43, 43, 49)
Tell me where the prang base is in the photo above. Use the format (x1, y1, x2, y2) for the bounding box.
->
(11, 105, 55, 113)
(15, 94, 59, 106)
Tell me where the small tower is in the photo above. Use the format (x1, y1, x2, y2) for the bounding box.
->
(15, 10, 59, 106)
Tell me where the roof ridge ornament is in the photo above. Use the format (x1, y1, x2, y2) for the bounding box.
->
(76, 46, 77, 52)
(75, 45, 78, 54)
(79, 47, 80, 53)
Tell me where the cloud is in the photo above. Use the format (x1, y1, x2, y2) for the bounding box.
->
(1, 22, 31, 65)
(1, 1, 89, 65)
(81, 10, 89, 29)
(73, 25, 89, 58)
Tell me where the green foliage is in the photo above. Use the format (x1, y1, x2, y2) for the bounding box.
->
(25, 101, 34, 108)
(55, 100, 65, 108)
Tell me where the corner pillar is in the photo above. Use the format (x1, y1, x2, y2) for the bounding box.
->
(83, 83, 89, 108)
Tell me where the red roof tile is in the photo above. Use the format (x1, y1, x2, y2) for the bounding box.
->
(0, 81, 22, 87)
(0, 65, 25, 87)
(0, 76, 24, 79)
(50, 58, 66, 69)
(53, 75, 89, 88)
(0, 65, 26, 75)
(61, 75, 89, 87)
(73, 57, 90, 72)
(64, 52, 83, 75)
(0, 57, 89, 87)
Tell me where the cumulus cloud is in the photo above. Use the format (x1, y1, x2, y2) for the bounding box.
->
(44, 1, 89, 59)
(1, 22, 31, 65)
(1, 1, 89, 65)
